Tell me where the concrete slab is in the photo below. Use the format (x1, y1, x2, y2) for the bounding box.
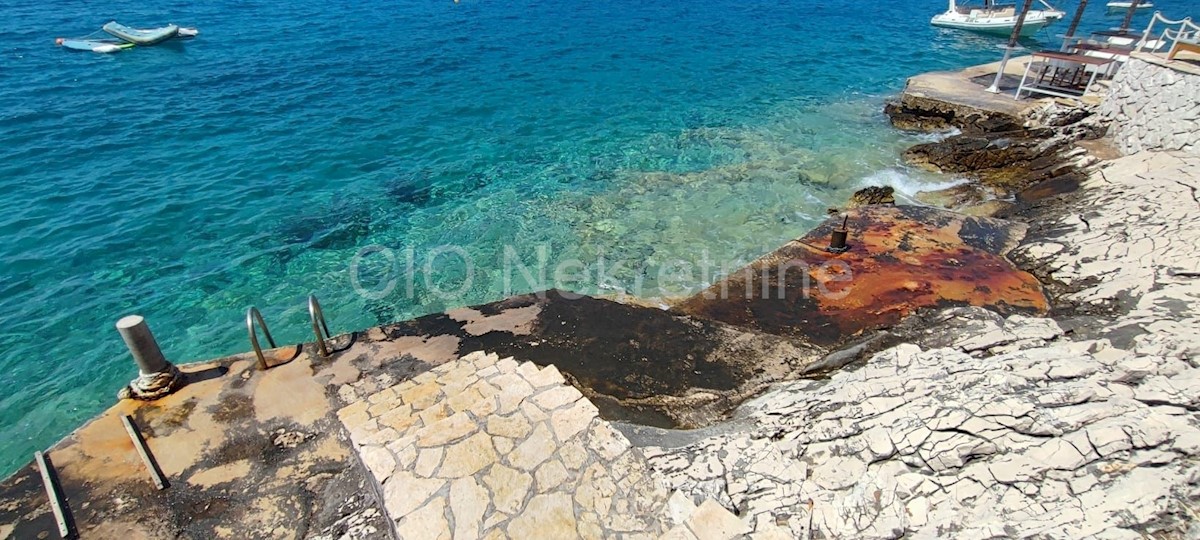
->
(0, 347, 389, 540)
(887, 56, 1052, 132)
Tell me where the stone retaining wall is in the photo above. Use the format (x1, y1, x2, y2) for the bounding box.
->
(1100, 56, 1200, 156)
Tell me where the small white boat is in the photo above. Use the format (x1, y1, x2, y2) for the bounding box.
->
(932, 0, 1065, 36)
(1106, 1, 1154, 11)
(56, 22, 199, 54)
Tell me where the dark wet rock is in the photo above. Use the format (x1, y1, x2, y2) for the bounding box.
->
(884, 94, 1024, 134)
(960, 200, 1016, 217)
(1016, 171, 1086, 203)
(845, 185, 896, 208)
(913, 182, 985, 209)
(1029, 99, 1109, 139)
(888, 77, 1109, 218)
(673, 205, 1047, 347)
(903, 129, 1087, 197)
(378, 290, 823, 428)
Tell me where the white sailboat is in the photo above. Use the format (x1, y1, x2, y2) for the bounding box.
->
(931, 0, 1066, 36)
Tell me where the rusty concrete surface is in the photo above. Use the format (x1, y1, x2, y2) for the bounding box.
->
(674, 205, 1048, 346)
(0, 346, 390, 540)
(0, 291, 827, 537)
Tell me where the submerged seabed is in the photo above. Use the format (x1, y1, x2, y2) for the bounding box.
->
(0, 0, 1171, 475)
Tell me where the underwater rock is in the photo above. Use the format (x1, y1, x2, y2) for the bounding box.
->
(796, 170, 833, 190)
(385, 171, 434, 206)
(279, 198, 373, 251)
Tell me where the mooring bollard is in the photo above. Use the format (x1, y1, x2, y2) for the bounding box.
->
(827, 215, 851, 254)
(116, 315, 184, 401)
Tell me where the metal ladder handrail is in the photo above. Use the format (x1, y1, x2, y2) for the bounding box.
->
(308, 294, 333, 357)
(246, 307, 277, 370)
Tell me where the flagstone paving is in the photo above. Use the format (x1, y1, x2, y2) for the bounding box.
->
(335, 351, 750, 539)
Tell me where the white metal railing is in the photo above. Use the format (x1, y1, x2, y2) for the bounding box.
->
(1134, 11, 1200, 55)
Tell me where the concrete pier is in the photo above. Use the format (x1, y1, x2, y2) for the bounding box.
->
(885, 55, 1051, 133)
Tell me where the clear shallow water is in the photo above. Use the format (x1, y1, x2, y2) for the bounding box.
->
(0, 0, 1172, 475)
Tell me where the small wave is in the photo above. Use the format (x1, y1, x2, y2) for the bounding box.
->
(913, 127, 962, 143)
(857, 169, 971, 203)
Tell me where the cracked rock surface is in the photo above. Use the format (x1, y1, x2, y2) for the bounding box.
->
(641, 151, 1200, 539)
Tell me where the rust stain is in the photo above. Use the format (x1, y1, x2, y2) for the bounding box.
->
(378, 334, 462, 366)
(676, 206, 1047, 346)
(53, 359, 237, 482)
(187, 458, 252, 488)
(252, 356, 326, 426)
(1, 346, 381, 540)
(448, 304, 542, 336)
(81, 521, 156, 540)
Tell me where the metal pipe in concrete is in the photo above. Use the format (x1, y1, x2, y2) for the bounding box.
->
(116, 315, 170, 375)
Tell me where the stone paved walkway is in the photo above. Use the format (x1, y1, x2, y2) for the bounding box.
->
(336, 351, 747, 539)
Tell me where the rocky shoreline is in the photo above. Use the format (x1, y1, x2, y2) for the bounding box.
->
(3, 57, 1198, 539)
(629, 64, 1200, 538)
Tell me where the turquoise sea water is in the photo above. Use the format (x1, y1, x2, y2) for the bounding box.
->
(0, 0, 1170, 475)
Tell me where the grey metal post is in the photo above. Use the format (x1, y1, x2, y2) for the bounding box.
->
(116, 315, 184, 401)
(117, 315, 169, 375)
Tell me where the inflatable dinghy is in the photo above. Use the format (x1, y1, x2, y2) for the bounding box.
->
(57, 38, 135, 53)
(102, 21, 179, 45)
(56, 21, 198, 53)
